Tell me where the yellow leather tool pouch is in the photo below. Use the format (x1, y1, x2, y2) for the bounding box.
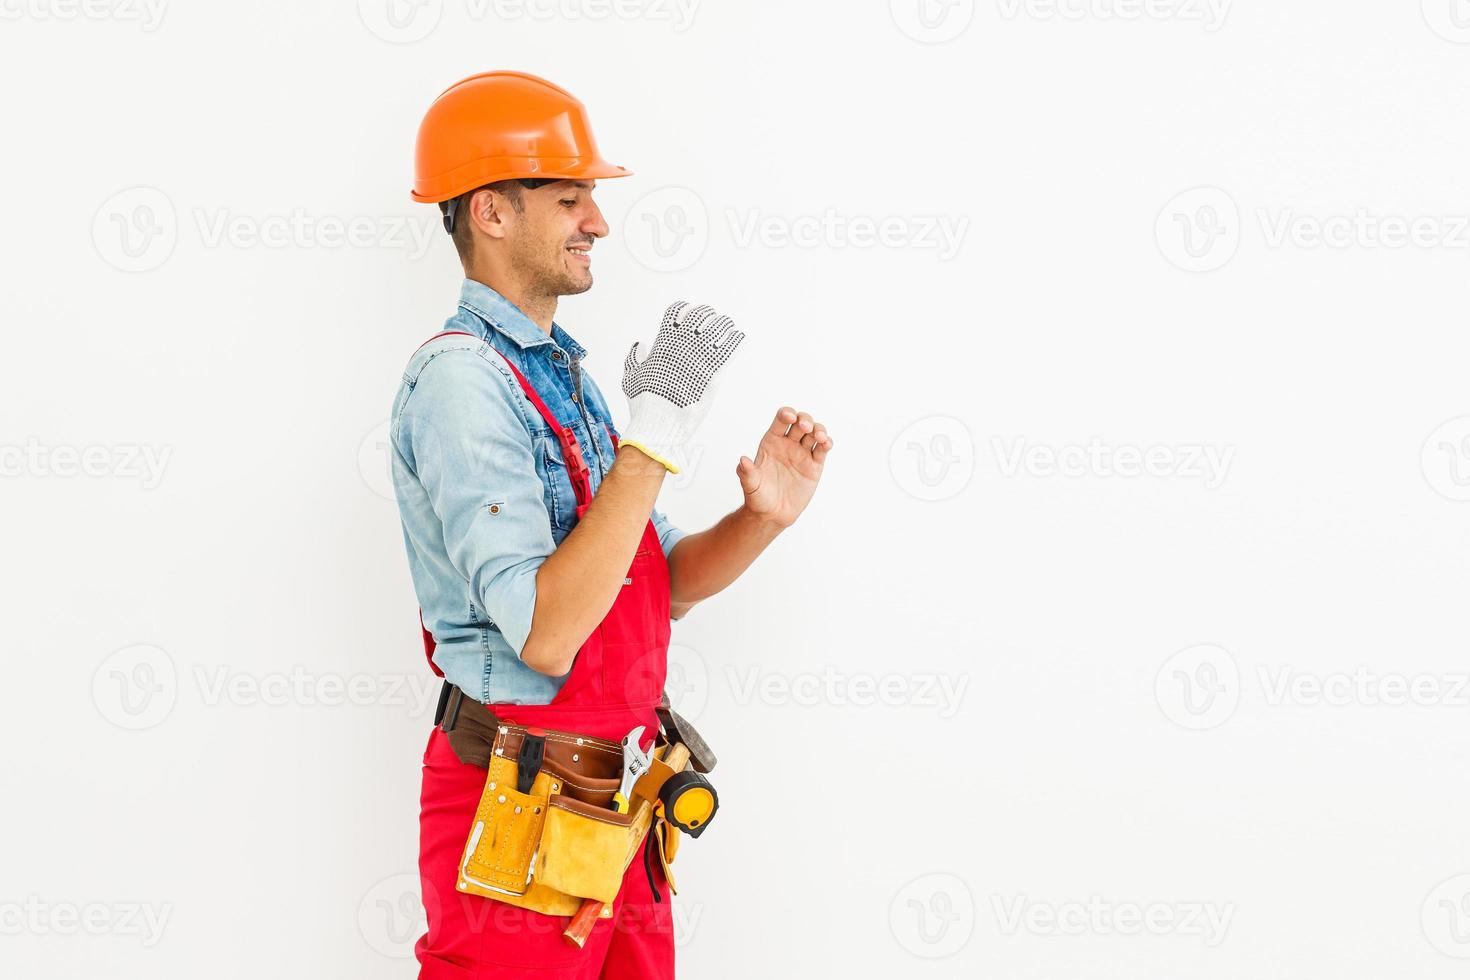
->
(454, 724, 665, 917)
(459, 754, 553, 897)
(455, 734, 602, 916)
(536, 794, 654, 905)
(653, 811, 680, 893)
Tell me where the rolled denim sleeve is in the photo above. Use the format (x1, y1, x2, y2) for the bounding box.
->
(395, 350, 551, 658)
(651, 506, 686, 559)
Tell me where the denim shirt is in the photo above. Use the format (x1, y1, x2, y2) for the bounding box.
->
(390, 280, 686, 705)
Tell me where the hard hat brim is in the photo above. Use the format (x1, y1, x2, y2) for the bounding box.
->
(411, 157, 632, 204)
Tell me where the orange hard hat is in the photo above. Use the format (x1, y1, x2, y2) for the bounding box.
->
(411, 70, 631, 205)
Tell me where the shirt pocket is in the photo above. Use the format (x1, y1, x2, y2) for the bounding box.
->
(536, 433, 576, 537)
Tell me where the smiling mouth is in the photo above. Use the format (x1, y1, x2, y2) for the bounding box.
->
(566, 244, 592, 262)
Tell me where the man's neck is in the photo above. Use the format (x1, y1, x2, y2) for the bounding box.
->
(466, 270, 555, 335)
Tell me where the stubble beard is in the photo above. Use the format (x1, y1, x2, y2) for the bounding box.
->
(513, 241, 593, 301)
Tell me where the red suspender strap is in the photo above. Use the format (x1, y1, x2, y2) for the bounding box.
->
(498, 359, 594, 510)
(418, 331, 595, 507)
(420, 611, 443, 677)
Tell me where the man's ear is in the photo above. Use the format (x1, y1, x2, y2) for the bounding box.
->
(469, 187, 510, 242)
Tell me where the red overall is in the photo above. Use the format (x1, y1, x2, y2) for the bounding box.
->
(414, 333, 674, 980)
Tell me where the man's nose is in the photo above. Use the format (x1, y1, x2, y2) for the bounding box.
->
(583, 201, 609, 239)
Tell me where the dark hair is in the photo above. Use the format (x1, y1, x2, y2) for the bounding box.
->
(442, 178, 558, 262)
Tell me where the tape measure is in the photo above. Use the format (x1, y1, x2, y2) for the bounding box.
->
(658, 770, 719, 838)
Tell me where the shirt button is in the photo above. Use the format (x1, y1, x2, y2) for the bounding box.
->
(551, 350, 564, 361)
(571, 392, 579, 402)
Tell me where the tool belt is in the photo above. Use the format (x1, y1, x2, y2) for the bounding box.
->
(434, 683, 698, 918)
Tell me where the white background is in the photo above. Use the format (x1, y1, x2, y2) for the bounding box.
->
(4, 0, 1470, 977)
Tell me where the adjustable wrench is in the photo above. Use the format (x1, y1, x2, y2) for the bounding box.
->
(612, 725, 653, 814)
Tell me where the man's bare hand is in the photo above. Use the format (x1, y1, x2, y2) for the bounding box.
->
(735, 407, 832, 529)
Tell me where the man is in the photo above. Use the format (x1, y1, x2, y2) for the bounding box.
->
(390, 71, 833, 979)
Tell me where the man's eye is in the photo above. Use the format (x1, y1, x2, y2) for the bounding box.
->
(560, 199, 576, 208)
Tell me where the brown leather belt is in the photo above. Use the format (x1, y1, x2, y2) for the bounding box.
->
(433, 683, 625, 795)
(433, 679, 718, 779)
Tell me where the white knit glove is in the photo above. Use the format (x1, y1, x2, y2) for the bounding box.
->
(621, 301, 745, 473)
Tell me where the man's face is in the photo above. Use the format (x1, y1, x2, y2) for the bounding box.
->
(505, 180, 609, 297)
